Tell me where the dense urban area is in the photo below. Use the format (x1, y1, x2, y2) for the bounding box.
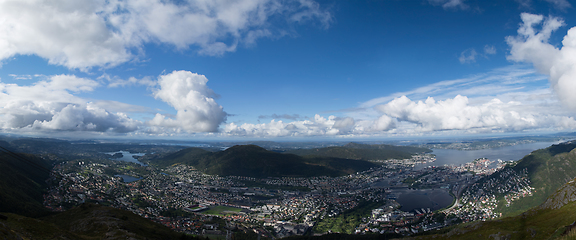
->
(40, 145, 535, 239)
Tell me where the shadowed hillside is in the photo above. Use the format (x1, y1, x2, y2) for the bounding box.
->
(0, 150, 51, 217)
(0, 203, 200, 240)
(152, 145, 380, 177)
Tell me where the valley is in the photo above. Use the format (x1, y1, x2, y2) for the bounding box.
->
(1, 135, 576, 239)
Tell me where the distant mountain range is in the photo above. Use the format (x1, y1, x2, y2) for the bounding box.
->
(283, 142, 432, 160)
(151, 144, 383, 178)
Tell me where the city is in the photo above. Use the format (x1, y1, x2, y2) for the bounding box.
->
(41, 150, 533, 239)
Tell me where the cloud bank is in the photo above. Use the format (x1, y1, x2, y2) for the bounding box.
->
(0, 71, 228, 135)
(0, 0, 331, 69)
(0, 75, 139, 133)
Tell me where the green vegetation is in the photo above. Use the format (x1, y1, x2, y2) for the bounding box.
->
(201, 206, 244, 216)
(313, 201, 382, 234)
(285, 142, 431, 160)
(492, 142, 576, 217)
(418, 177, 576, 239)
(152, 145, 380, 178)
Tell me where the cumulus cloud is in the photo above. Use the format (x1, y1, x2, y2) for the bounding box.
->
(223, 113, 399, 137)
(225, 115, 364, 137)
(0, 75, 140, 133)
(506, 13, 576, 110)
(0, 0, 331, 70)
(374, 95, 546, 132)
(149, 71, 226, 132)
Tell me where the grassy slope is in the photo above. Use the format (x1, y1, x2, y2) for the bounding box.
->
(495, 142, 576, 217)
(417, 177, 576, 240)
(152, 145, 380, 178)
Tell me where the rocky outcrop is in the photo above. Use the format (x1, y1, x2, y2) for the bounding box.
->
(540, 178, 576, 209)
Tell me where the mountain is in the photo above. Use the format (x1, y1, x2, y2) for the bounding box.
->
(0, 203, 198, 240)
(0, 150, 51, 217)
(491, 141, 576, 217)
(415, 177, 576, 239)
(152, 145, 380, 178)
(284, 142, 431, 160)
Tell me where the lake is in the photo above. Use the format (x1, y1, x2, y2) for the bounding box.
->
(394, 189, 453, 212)
(104, 151, 147, 166)
(115, 174, 142, 183)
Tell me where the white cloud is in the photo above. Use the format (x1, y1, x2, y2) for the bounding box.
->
(100, 74, 156, 88)
(515, 0, 571, 10)
(0, 0, 331, 70)
(149, 70, 226, 133)
(484, 45, 496, 55)
(506, 13, 576, 111)
(428, 0, 469, 10)
(374, 95, 544, 132)
(459, 48, 477, 64)
(543, 0, 572, 9)
(0, 75, 140, 133)
(359, 65, 547, 109)
(224, 114, 370, 137)
(0, 0, 130, 70)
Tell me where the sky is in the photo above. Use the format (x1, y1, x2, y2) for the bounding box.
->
(1, 0, 576, 140)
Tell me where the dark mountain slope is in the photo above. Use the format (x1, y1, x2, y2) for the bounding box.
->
(0, 203, 198, 240)
(153, 145, 379, 178)
(0, 151, 51, 217)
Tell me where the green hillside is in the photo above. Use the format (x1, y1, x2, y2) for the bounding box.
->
(152, 145, 380, 177)
(284, 142, 431, 160)
(0, 203, 199, 240)
(494, 141, 576, 217)
(0, 151, 51, 217)
(416, 177, 576, 240)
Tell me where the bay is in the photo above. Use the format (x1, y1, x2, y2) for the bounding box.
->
(395, 141, 564, 212)
(416, 141, 563, 170)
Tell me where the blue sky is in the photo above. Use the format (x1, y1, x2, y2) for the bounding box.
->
(1, 0, 576, 139)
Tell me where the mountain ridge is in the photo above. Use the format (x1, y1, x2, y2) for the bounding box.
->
(152, 144, 381, 178)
